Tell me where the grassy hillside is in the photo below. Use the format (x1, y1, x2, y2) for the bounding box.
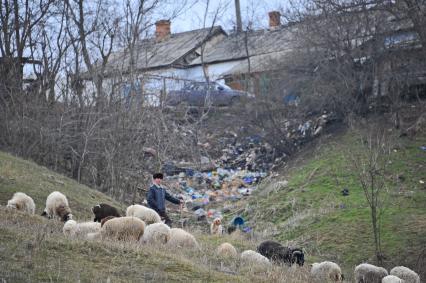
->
(0, 151, 125, 219)
(243, 127, 426, 280)
(0, 151, 311, 282)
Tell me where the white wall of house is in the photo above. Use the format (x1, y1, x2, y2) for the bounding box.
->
(144, 60, 242, 84)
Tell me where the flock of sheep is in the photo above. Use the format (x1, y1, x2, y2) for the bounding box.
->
(6, 191, 422, 283)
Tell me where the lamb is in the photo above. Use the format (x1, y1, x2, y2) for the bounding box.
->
(390, 266, 420, 283)
(6, 192, 35, 215)
(101, 216, 145, 242)
(257, 240, 305, 266)
(140, 222, 171, 245)
(42, 191, 72, 222)
(240, 250, 271, 266)
(92, 203, 121, 222)
(216, 242, 238, 258)
(126, 204, 161, 225)
(382, 275, 405, 283)
(311, 261, 343, 282)
(63, 220, 101, 238)
(210, 217, 224, 235)
(167, 228, 200, 250)
(355, 263, 388, 283)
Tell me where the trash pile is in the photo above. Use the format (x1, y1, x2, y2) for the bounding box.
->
(164, 167, 267, 221)
(160, 111, 338, 224)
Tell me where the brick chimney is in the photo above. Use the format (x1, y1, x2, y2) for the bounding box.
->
(268, 11, 281, 29)
(155, 20, 171, 41)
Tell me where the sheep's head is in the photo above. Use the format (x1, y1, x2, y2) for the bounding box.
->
(63, 213, 73, 222)
(92, 204, 101, 213)
(291, 249, 305, 266)
(41, 209, 48, 218)
(6, 201, 17, 210)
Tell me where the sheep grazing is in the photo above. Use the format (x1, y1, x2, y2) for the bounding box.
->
(6, 192, 35, 215)
(126, 204, 161, 225)
(390, 266, 420, 283)
(63, 220, 101, 238)
(216, 242, 238, 259)
(167, 228, 200, 250)
(101, 216, 145, 242)
(355, 263, 388, 283)
(42, 191, 72, 222)
(92, 203, 121, 222)
(210, 217, 223, 235)
(311, 261, 343, 282)
(240, 250, 271, 266)
(382, 275, 405, 283)
(257, 240, 305, 266)
(140, 223, 171, 245)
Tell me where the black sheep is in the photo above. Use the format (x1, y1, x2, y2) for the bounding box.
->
(257, 240, 305, 266)
(92, 203, 121, 222)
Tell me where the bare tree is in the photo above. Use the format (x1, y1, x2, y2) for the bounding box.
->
(349, 127, 392, 263)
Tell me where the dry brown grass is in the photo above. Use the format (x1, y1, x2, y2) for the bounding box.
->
(0, 207, 315, 282)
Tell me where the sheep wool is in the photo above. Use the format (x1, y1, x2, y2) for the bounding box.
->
(140, 223, 171, 245)
(167, 228, 200, 250)
(63, 220, 101, 238)
(6, 192, 35, 215)
(92, 203, 121, 222)
(126, 205, 161, 225)
(311, 261, 343, 282)
(390, 266, 420, 283)
(63, 220, 78, 236)
(216, 242, 238, 258)
(43, 191, 72, 222)
(382, 275, 405, 283)
(86, 232, 101, 240)
(355, 263, 388, 283)
(101, 216, 145, 242)
(240, 250, 271, 266)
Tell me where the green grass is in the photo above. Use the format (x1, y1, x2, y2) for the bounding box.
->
(245, 129, 426, 279)
(0, 151, 312, 282)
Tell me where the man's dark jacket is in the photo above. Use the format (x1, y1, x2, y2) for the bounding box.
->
(147, 184, 180, 213)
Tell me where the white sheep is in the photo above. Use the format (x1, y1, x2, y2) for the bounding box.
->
(216, 242, 238, 258)
(140, 222, 171, 245)
(311, 261, 343, 282)
(355, 263, 388, 283)
(382, 275, 405, 283)
(86, 232, 101, 240)
(42, 191, 72, 222)
(63, 220, 101, 238)
(167, 228, 200, 250)
(390, 266, 420, 283)
(101, 216, 145, 242)
(126, 204, 161, 225)
(240, 250, 271, 266)
(6, 192, 35, 214)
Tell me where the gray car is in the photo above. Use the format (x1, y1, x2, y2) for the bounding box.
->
(165, 81, 251, 107)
